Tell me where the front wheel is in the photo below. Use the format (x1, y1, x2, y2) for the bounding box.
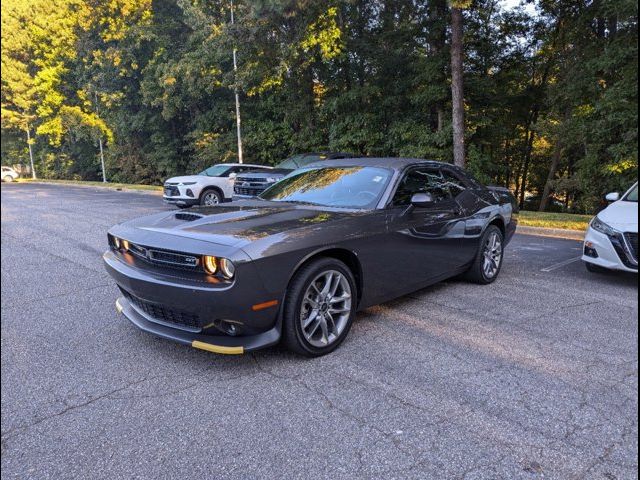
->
(464, 225, 504, 284)
(200, 189, 222, 206)
(283, 258, 357, 357)
(3, 176, 13, 183)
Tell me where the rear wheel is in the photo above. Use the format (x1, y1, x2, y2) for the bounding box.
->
(200, 189, 222, 206)
(3, 176, 13, 183)
(464, 225, 504, 284)
(283, 258, 356, 357)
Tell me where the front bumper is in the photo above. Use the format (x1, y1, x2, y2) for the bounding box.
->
(163, 196, 199, 207)
(103, 250, 283, 353)
(582, 227, 638, 273)
(115, 296, 280, 354)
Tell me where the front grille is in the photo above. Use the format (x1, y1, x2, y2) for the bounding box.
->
(610, 233, 638, 269)
(624, 232, 638, 262)
(236, 177, 269, 183)
(121, 289, 201, 331)
(164, 185, 179, 197)
(234, 186, 265, 196)
(127, 242, 200, 270)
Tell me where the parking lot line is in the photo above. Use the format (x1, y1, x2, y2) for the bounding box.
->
(540, 256, 582, 272)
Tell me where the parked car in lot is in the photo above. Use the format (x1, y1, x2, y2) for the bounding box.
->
(163, 163, 272, 208)
(233, 152, 354, 198)
(583, 182, 638, 273)
(1, 166, 19, 182)
(105, 157, 518, 357)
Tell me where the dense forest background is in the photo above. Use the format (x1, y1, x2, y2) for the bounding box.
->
(1, 0, 637, 212)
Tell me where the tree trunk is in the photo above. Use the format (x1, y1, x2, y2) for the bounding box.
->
(450, 7, 465, 167)
(539, 137, 562, 211)
(539, 111, 569, 211)
(26, 123, 36, 179)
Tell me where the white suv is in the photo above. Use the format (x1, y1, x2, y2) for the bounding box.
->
(1, 166, 19, 182)
(583, 182, 638, 273)
(163, 163, 272, 208)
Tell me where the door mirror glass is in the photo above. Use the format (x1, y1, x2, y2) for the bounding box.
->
(605, 192, 620, 202)
(411, 192, 434, 208)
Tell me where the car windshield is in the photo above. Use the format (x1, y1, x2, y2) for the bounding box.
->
(198, 165, 231, 177)
(260, 166, 392, 209)
(276, 154, 327, 170)
(623, 184, 638, 202)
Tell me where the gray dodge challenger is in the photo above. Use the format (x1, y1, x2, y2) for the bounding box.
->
(104, 158, 517, 356)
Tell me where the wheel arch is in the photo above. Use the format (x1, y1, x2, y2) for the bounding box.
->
(199, 185, 224, 200)
(288, 247, 363, 308)
(488, 215, 506, 238)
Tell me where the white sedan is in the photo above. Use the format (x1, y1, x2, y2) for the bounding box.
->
(1, 166, 19, 182)
(583, 182, 638, 273)
(163, 163, 272, 208)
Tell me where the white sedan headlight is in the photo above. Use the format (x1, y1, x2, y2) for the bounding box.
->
(590, 216, 617, 237)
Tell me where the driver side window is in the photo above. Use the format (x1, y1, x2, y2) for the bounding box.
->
(391, 167, 466, 206)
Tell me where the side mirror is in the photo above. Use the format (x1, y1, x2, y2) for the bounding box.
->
(605, 192, 620, 202)
(228, 172, 237, 179)
(410, 192, 434, 208)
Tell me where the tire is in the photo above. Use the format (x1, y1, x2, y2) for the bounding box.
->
(585, 261, 607, 273)
(282, 257, 357, 357)
(200, 189, 222, 206)
(464, 225, 504, 284)
(3, 176, 13, 183)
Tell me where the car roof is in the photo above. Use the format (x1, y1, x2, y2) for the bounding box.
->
(305, 157, 450, 171)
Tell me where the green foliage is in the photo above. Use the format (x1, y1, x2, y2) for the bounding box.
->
(1, 0, 637, 212)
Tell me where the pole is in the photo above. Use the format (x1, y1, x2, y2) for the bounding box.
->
(94, 92, 107, 182)
(230, 0, 243, 163)
(26, 123, 36, 179)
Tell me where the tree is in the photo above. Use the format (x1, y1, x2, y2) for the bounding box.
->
(450, 1, 470, 168)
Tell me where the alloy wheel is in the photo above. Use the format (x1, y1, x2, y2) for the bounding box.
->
(202, 192, 220, 206)
(482, 231, 502, 279)
(300, 270, 352, 348)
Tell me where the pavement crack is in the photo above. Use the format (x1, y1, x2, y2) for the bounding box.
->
(1, 376, 158, 445)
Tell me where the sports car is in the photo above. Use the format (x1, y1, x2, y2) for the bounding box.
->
(104, 158, 517, 356)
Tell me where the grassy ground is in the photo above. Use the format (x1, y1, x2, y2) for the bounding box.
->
(518, 210, 592, 231)
(17, 178, 162, 192)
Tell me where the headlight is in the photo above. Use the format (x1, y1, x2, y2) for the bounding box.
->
(202, 255, 218, 275)
(202, 255, 235, 279)
(590, 216, 617, 236)
(219, 258, 236, 279)
(266, 177, 279, 183)
(111, 236, 129, 252)
(180, 182, 197, 186)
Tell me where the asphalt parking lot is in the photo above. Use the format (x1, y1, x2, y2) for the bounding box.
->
(1, 182, 637, 479)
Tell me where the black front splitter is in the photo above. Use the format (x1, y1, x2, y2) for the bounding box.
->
(115, 296, 281, 354)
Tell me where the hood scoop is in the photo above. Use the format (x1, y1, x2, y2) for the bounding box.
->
(174, 212, 205, 222)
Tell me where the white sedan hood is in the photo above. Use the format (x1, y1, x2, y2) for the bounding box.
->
(599, 201, 638, 233)
(165, 175, 207, 184)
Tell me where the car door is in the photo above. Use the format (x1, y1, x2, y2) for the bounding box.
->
(377, 166, 469, 297)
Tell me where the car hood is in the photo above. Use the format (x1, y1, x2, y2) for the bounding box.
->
(599, 201, 638, 232)
(115, 200, 365, 250)
(165, 175, 207, 184)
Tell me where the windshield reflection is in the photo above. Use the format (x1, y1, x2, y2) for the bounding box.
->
(260, 167, 391, 209)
